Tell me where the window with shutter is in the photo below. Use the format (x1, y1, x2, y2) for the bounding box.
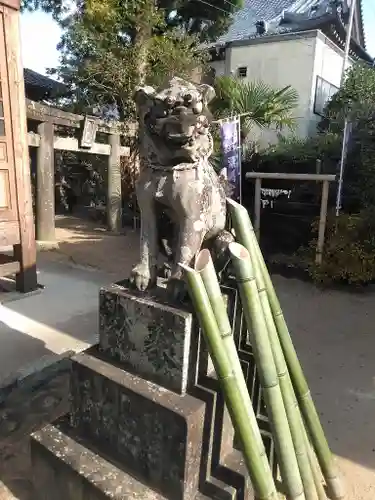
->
(237, 67, 247, 78)
(314, 76, 339, 116)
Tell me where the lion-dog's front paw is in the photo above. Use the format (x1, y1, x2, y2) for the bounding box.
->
(130, 263, 156, 292)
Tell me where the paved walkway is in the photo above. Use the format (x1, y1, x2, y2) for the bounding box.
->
(275, 275, 375, 499)
(0, 258, 113, 382)
(0, 217, 374, 499)
(0, 254, 117, 500)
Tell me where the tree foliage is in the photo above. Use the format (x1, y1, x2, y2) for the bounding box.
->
(21, 0, 244, 42)
(36, 0, 244, 119)
(21, 0, 68, 20)
(342, 103, 375, 210)
(51, 1, 208, 119)
(253, 133, 341, 174)
(320, 62, 375, 131)
(210, 76, 299, 137)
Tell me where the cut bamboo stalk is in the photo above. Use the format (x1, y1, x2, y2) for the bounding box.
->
(227, 198, 345, 500)
(229, 242, 304, 500)
(195, 249, 274, 488)
(301, 415, 327, 499)
(180, 263, 278, 500)
(250, 251, 318, 499)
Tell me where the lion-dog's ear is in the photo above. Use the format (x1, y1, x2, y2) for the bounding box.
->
(199, 84, 216, 106)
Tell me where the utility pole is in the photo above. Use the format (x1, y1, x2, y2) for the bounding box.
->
(336, 0, 356, 216)
(340, 0, 356, 85)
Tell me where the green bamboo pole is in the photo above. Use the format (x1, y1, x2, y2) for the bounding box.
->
(180, 263, 277, 500)
(301, 416, 327, 499)
(229, 242, 304, 500)
(227, 198, 344, 500)
(195, 249, 274, 489)
(245, 244, 318, 499)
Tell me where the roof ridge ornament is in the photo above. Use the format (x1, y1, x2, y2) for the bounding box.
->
(279, 0, 344, 26)
(255, 20, 267, 35)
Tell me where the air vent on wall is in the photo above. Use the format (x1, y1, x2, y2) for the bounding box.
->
(237, 67, 247, 78)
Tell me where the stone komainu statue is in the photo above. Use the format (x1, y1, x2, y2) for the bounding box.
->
(130, 77, 233, 296)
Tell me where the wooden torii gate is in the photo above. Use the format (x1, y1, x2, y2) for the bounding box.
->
(26, 100, 135, 242)
(0, 0, 38, 293)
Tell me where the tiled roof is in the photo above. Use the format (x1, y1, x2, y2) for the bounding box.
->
(23, 68, 68, 98)
(214, 0, 310, 44)
(357, 0, 366, 48)
(212, 0, 365, 47)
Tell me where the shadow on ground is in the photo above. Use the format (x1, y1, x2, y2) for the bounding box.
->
(0, 224, 120, 499)
(43, 215, 139, 277)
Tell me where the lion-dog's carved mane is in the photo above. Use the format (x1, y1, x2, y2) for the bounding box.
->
(130, 76, 233, 298)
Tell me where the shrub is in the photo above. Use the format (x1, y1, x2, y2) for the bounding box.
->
(308, 211, 375, 285)
(343, 104, 375, 211)
(245, 105, 375, 213)
(320, 63, 375, 132)
(245, 132, 341, 175)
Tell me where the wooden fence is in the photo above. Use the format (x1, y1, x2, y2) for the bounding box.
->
(245, 172, 336, 264)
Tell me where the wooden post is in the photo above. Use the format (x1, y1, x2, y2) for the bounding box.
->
(316, 180, 329, 265)
(36, 121, 55, 242)
(315, 159, 322, 175)
(315, 159, 322, 204)
(107, 132, 122, 232)
(254, 177, 262, 240)
(246, 173, 335, 181)
(4, 2, 37, 291)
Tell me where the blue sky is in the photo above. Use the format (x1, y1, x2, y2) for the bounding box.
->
(20, 0, 375, 77)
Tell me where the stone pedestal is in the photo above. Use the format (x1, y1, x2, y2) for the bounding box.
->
(99, 282, 194, 394)
(31, 280, 276, 499)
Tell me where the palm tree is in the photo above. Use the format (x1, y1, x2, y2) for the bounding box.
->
(210, 76, 299, 138)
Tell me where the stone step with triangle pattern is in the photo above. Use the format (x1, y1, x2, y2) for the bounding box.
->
(31, 422, 170, 500)
(67, 348, 205, 499)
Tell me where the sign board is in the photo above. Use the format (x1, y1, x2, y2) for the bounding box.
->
(80, 115, 98, 149)
(220, 119, 241, 202)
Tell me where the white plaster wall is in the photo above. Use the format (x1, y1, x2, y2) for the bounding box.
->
(208, 32, 349, 147)
(313, 36, 344, 87)
(225, 36, 317, 146)
(209, 60, 226, 77)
